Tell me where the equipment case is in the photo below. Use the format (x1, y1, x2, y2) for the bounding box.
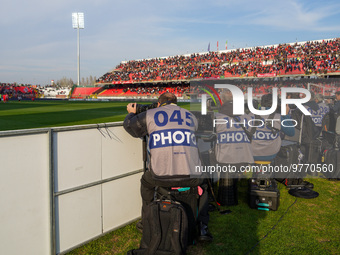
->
(249, 179, 280, 211)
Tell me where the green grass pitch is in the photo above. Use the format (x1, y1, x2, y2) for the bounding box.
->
(0, 100, 174, 131)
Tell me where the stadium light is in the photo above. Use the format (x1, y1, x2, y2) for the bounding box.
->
(72, 12, 84, 86)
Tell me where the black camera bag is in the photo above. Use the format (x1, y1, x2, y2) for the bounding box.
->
(128, 199, 189, 255)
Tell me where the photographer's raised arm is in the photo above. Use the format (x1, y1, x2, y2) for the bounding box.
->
(123, 109, 148, 138)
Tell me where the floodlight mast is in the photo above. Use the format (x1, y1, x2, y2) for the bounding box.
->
(72, 12, 84, 86)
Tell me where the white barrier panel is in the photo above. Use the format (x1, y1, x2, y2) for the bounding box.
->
(56, 186, 102, 252)
(0, 124, 143, 255)
(54, 128, 102, 192)
(54, 125, 143, 253)
(0, 132, 51, 255)
(102, 173, 142, 233)
(102, 126, 143, 179)
(54, 126, 143, 192)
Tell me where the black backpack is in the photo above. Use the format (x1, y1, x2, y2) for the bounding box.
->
(128, 199, 189, 255)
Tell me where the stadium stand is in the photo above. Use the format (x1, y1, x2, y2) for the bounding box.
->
(70, 87, 102, 99)
(96, 38, 340, 85)
(97, 85, 189, 98)
(73, 38, 337, 99)
(0, 83, 40, 99)
(0, 83, 74, 100)
(98, 88, 125, 97)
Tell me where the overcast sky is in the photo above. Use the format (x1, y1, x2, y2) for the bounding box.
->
(1, 0, 340, 85)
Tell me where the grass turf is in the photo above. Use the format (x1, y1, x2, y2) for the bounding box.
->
(0, 100, 194, 131)
(0, 100, 130, 131)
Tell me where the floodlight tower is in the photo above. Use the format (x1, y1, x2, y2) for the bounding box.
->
(72, 12, 84, 86)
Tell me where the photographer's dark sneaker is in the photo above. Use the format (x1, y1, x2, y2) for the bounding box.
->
(197, 223, 213, 242)
(208, 203, 216, 212)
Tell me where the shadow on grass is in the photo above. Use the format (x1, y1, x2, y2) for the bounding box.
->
(185, 178, 266, 255)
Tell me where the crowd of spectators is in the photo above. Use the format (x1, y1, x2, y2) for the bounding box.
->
(97, 84, 190, 98)
(0, 83, 72, 99)
(227, 80, 338, 96)
(97, 38, 340, 84)
(97, 78, 338, 99)
(0, 83, 40, 99)
(122, 85, 189, 96)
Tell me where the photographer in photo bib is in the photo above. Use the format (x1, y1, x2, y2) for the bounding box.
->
(124, 92, 212, 253)
(332, 90, 340, 114)
(250, 93, 296, 163)
(213, 89, 255, 206)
